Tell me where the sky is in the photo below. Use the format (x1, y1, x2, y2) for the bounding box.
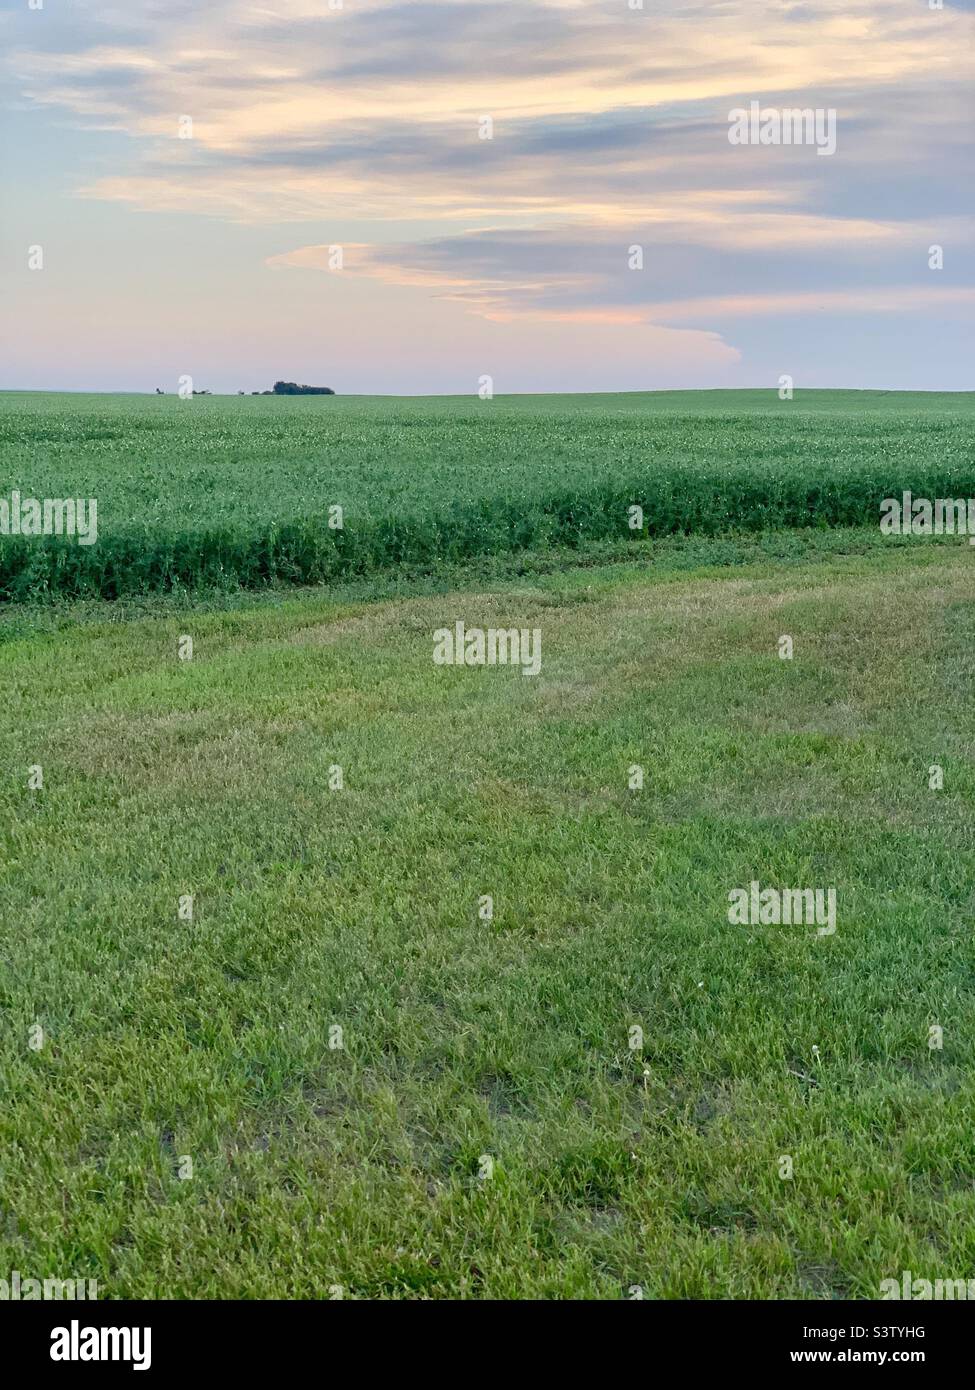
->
(1, 0, 973, 394)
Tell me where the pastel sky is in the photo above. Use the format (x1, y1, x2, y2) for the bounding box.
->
(2, 0, 973, 394)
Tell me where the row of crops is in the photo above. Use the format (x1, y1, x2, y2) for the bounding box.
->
(1, 389, 972, 600)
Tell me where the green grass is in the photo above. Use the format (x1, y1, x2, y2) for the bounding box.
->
(2, 537, 973, 1298)
(2, 388, 973, 600)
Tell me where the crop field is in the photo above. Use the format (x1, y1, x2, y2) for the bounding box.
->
(1, 389, 974, 1301)
(1, 389, 973, 601)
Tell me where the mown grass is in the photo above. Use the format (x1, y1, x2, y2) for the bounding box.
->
(1, 389, 973, 600)
(1, 538, 973, 1297)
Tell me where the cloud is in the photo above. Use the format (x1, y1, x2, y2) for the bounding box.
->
(268, 207, 974, 327)
(9, 1, 973, 165)
(4, 0, 973, 377)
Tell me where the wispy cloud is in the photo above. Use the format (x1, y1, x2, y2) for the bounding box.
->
(3, 0, 973, 390)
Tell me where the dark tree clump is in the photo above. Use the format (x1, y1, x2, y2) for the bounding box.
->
(271, 380, 335, 395)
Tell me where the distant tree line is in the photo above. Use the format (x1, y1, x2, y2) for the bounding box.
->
(254, 381, 335, 395)
(154, 381, 335, 396)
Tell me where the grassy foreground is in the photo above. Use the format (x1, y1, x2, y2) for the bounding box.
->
(2, 389, 973, 599)
(1, 538, 973, 1298)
